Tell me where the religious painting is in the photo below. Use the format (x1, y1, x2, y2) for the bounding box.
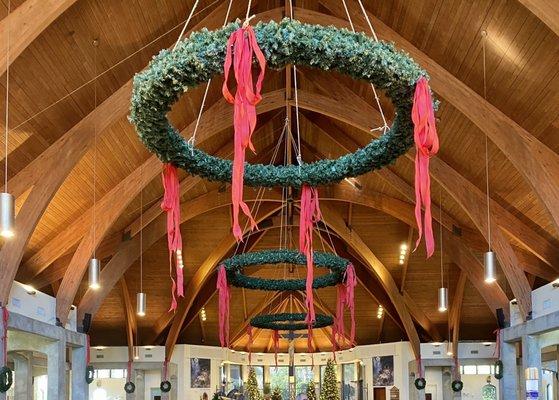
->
(373, 356, 394, 387)
(191, 358, 212, 388)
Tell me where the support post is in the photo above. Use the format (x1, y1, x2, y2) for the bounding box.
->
(46, 329, 67, 399)
(500, 334, 519, 399)
(522, 335, 542, 398)
(13, 353, 33, 400)
(71, 345, 88, 400)
(0, 307, 6, 400)
(136, 370, 145, 400)
(442, 368, 453, 400)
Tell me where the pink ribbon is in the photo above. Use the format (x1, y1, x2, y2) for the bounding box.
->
(273, 330, 280, 366)
(300, 185, 321, 329)
(222, 25, 266, 241)
(412, 77, 439, 258)
(416, 357, 423, 379)
(86, 334, 91, 365)
(217, 265, 230, 348)
(127, 361, 132, 381)
(2, 307, 9, 366)
(247, 326, 253, 365)
(161, 164, 184, 311)
(334, 264, 357, 346)
(493, 329, 501, 359)
(163, 359, 169, 380)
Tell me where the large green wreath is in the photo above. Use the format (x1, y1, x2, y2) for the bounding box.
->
(220, 249, 349, 290)
(251, 313, 333, 331)
(130, 18, 430, 187)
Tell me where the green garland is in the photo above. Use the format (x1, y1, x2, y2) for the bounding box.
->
(130, 18, 430, 187)
(220, 249, 349, 291)
(0, 366, 12, 393)
(251, 313, 333, 331)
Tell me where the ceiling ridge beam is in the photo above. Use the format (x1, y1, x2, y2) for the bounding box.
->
(517, 0, 559, 36)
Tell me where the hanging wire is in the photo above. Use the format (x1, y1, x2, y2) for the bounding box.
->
(7, 0, 221, 135)
(187, 0, 234, 150)
(439, 189, 444, 288)
(140, 166, 144, 293)
(482, 31, 492, 252)
(92, 39, 98, 258)
(173, 0, 201, 51)
(4, 0, 11, 192)
(341, 0, 389, 133)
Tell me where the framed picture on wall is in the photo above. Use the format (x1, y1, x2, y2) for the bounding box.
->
(191, 358, 212, 388)
(372, 356, 394, 387)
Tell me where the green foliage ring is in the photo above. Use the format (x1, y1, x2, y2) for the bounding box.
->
(221, 249, 349, 290)
(494, 360, 503, 380)
(130, 18, 430, 187)
(251, 313, 333, 331)
(451, 380, 463, 392)
(160, 380, 172, 393)
(0, 366, 13, 393)
(414, 377, 426, 390)
(85, 365, 95, 385)
(124, 381, 136, 394)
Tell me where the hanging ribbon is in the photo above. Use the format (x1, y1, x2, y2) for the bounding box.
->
(127, 360, 132, 381)
(247, 326, 253, 366)
(416, 357, 423, 379)
(334, 284, 346, 345)
(307, 325, 314, 354)
(493, 329, 501, 359)
(1, 307, 8, 367)
(334, 264, 357, 347)
(86, 334, 91, 365)
(163, 359, 169, 381)
(161, 164, 184, 311)
(411, 77, 439, 258)
(273, 330, 280, 367)
(217, 265, 230, 348)
(453, 356, 460, 381)
(222, 24, 266, 241)
(300, 185, 321, 330)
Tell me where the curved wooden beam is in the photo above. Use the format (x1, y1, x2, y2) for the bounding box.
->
(0, 0, 77, 76)
(517, 0, 559, 36)
(321, 0, 559, 242)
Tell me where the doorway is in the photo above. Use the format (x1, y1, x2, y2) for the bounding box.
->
(373, 388, 386, 400)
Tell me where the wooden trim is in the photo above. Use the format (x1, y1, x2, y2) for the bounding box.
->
(517, 0, 559, 36)
(450, 272, 467, 356)
(0, 0, 77, 76)
(119, 279, 136, 361)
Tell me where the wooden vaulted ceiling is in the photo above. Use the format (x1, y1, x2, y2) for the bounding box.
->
(0, 0, 558, 357)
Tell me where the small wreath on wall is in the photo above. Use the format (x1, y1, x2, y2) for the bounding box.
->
(251, 313, 334, 331)
(0, 366, 13, 393)
(85, 365, 95, 385)
(494, 360, 503, 380)
(414, 377, 426, 391)
(160, 380, 172, 393)
(220, 249, 349, 291)
(124, 381, 136, 394)
(130, 18, 430, 188)
(451, 380, 463, 392)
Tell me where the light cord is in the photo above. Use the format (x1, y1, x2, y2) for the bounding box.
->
(92, 40, 98, 258)
(140, 166, 143, 293)
(482, 31, 492, 251)
(4, 0, 11, 192)
(439, 189, 444, 288)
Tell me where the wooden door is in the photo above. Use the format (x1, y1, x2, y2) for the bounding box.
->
(373, 388, 386, 400)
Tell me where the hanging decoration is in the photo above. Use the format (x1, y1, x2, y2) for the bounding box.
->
(273, 330, 280, 366)
(222, 22, 266, 241)
(216, 265, 230, 348)
(247, 326, 253, 365)
(161, 164, 184, 311)
(493, 329, 503, 380)
(250, 313, 333, 331)
(124, 361, 136, 394)
(0, 307, 12, 393)
(414, 357, 426, 391)
(85, 335, 94, 384)
(333, 264, 357, 346)
(160, 360, 172, 393)
(451, 357, 463, 392)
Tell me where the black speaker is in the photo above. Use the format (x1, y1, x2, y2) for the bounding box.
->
(82, 313, 92, 334)
(496, 308, 507, 329)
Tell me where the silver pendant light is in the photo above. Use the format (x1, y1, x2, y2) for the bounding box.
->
(133, 346, 140, 360)
(136, 166, 147, 317)
(1, 0, 15, 239)
(481, 31, 497, 285)
(136, 292, 146, 317)
(446, 341, 453, 357)
(438, 190, 448, 312)
(88, 258, 101, 290)
(438, 287, 448, 312)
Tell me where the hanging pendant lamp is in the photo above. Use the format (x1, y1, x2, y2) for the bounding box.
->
(136, 292, 146, 317)
(136, 167, 147, 317)
(438, 191, 448, 313)
(88, 258, 101, 290)
(438, 287, 448, 312)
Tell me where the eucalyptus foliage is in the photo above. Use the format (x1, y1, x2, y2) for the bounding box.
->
(130, 18, 430, 187)
(220, 249, 349, 291)
(250, 313, 333, 331)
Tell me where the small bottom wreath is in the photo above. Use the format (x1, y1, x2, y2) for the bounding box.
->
(414, 377, 426, 390)
(0, 366, 13, 393)
(124, 381, 136, 394)
(451, 380, 463, 392)
(85, 365, 95, 384)
(160, 380, 172, 393)
(250, 313, 333, 331)
(494, 360, 503, 380)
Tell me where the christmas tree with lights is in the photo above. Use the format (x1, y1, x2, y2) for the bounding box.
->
(320, 360, 340, 400)
(271, 387, 282, 400)
(245, 368, 263, 400)
(306, 380, 317, 400)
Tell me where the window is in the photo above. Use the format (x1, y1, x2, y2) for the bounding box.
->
(295, 366, 314, 396)
(477, 365, 491, 375)
(92, 388, 108, 400)
(342, 363, 356, 400)
(95, 369, 110, 379)
(463, 365, 477, 375)
(270, 366, 289, 400)
(110, 369, 126, 378)
(547, 384, 553, 400)
(230, 364, 243, 390)
(253, 366, 265, 389)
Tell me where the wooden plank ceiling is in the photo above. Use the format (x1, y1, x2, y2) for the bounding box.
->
(0, 0, 557, 353)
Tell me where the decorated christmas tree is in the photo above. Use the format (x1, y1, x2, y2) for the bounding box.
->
(320, 360, 340, 400)
(306, 380, 317, 400)
(271, 387, 282, 400)
(245, 367, 263, 400)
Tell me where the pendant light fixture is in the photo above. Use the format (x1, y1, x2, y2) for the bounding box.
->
(133, 346, 140, 360)
(481, 31, 497, 284)
(438, 190, 448, 312)
(1, 0, 15, 239)
(88, 39, 101, 290)
(446, 341, 453, 357)
(136, 166, 147, 317)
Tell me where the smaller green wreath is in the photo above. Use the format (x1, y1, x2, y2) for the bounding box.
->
(251, 313, 333, 331)
(85, 365, 95, 385)
(160, 380, 172, 393)
(221, 249, 349, 291)
(124, 381, 136, 394)
(414, 377, 426, 390)
(451, 380, 463, 392)
(0, 366, 13, 393)
(494, 360, 503, 380)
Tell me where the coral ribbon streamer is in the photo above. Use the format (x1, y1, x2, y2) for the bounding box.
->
(127, 361, 132, 381)
(416, 357, 423, 379)
(334, 264, 357, 346)
(299, 185, 321, 328)
(1, 307, 9, 366)
(493, 329, 501, 359)
(161, 164, 184, 311)
(247, 326, 253, 365)
(412, 77, 439, 258)
(222, 25, 266, 241)
(273, 330, 280, 366)
(86, 335, 91, 365)
(163, 360, 169, 380)
(217, 265, 230, 348)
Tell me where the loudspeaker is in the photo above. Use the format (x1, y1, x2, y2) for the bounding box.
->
(496, 308, 507, 329)
(82, 313, 92, 334)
